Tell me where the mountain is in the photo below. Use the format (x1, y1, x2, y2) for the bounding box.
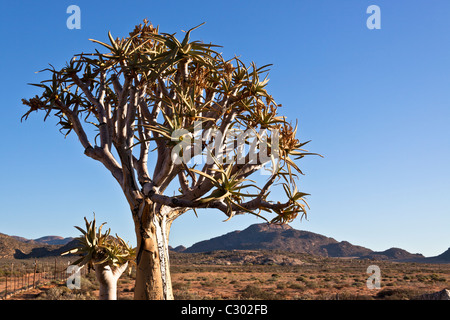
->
(34, 236, 74, 246)
(10, 235, 31, 243)
(183, 223, 437, 262)
(184, 223, 372, 258)
(0, 232, 78, 259)
(424, 248, 450, 263)
(13, 239, 80, 259)
(2, 225, 449, 263)
(0, 232, 54, 259)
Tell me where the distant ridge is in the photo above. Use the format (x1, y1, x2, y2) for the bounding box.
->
(424, 248, 450, 263)
(1, 225, 449, 263)
(0, 232, 77, 259)
(169, 245, 187, 253)
(34, 236, 74, 246)
(360, 248, 424, 261)
(183, 223, 446, 262)
(184, 223, 372, 257)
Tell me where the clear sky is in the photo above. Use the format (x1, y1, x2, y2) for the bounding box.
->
(1, 0, 449, 257)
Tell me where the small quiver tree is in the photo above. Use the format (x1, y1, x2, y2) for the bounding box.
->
(63, 217, 135, 300)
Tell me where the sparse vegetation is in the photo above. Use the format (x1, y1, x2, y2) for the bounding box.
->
(2, 250, 449, 300)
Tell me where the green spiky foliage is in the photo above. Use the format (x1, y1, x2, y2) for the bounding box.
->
(22, 19, 320, 228)
(63, 216, 135, 269)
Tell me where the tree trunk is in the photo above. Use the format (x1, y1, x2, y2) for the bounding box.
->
(94, 262, 128, 300)
(133, 200, 173, 300)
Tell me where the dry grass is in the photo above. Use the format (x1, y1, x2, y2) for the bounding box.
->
(3, 251, 449, 300)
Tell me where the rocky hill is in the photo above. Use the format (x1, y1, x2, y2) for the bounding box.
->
(184, 223, 373, 258)
(0, 232, 53, 259)
(0, 232, 77, 259)
(169, 245, 187, 253)
(183, 223, 440, 262)
(424, 248, 450, 263)
(360, 248, 424, 261)
(1, 224, 449, 263)
(34, 236, 74, 246)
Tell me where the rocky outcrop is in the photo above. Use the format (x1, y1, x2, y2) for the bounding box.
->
(173, 250, 305, 266)
(361, 248, 425, 261)
(417, 289, 450, 300)
(170, 245, 187, 252)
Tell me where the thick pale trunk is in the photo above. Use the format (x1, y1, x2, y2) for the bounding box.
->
(94, 262, 128, 300)
(133, 201, 173, 300)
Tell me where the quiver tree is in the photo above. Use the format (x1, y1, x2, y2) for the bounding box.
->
(22, 20, 320, 300)
(63, 216, 135, 300)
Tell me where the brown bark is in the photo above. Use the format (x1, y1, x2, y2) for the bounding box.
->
(132, 199, 173, 300)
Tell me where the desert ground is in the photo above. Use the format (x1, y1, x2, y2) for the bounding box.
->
(1, 251, 449, 300)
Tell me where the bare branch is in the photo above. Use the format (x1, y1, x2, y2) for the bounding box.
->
(54, 99, 92, 151)
(116, 75, 132, 141)
(22, 20, 315, 227)
(177, 169, 191, 194)
(71, 72, 111, 150)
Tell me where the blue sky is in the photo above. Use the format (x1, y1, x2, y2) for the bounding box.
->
(1, 0, 449, 257)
